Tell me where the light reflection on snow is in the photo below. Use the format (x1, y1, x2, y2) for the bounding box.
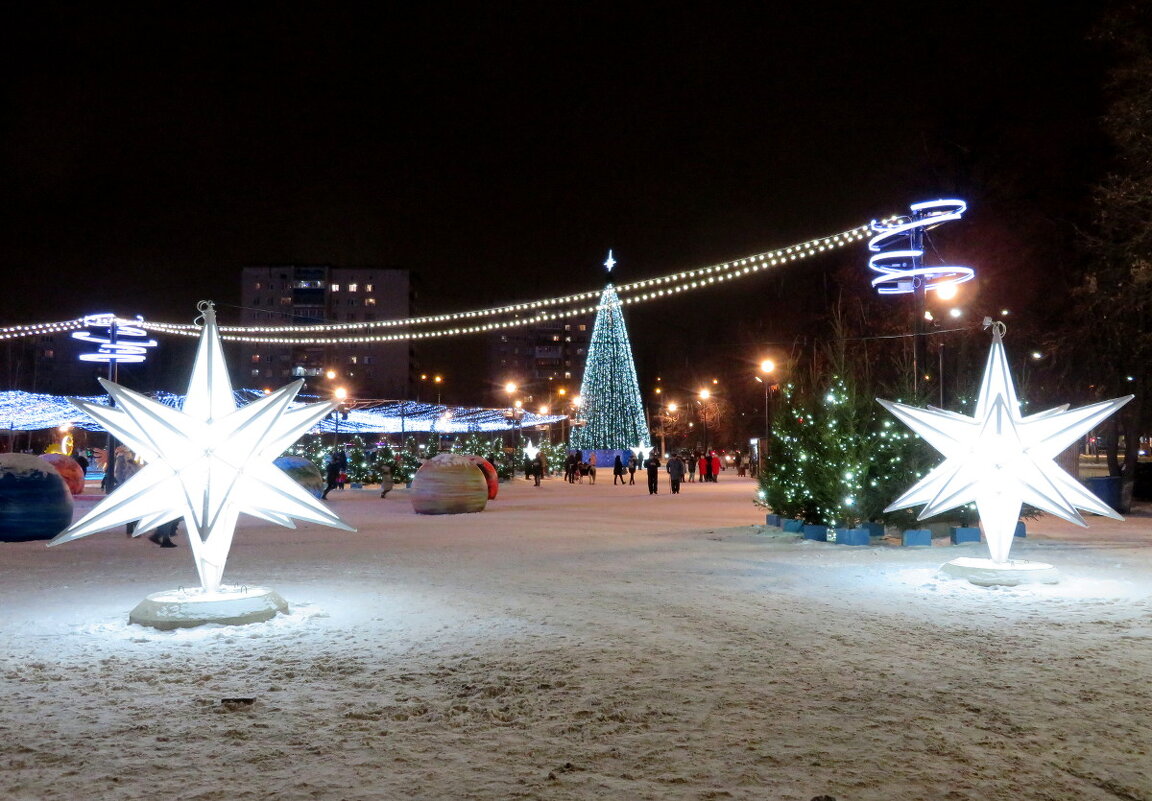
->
(70, 603, 329, 643)
(893, 566, 1141, 600)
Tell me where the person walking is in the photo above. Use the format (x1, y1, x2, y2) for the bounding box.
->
(667, 452, 685, 494)
(322, 448, 346, 500)
(613, 454, 626, 485)
(628, 454, 637, 485)
(644, 451, 661, 495)
(687, 452, 696, 483)
(148, 518, 179, 548)
(588, 452, 597, 484)
(710, 452, 722, 482)
(534, 450, 547, 487)
(698, 453, 709, 483)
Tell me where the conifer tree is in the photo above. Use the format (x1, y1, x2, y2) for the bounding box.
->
(570, 253, 651, 451)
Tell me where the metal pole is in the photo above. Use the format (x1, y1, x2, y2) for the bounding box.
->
(104, 320, 119, 494)
(939, 341, 945, 407)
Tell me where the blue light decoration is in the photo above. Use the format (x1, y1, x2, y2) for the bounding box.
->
(71, 314, 157, 364)
(867, 199, 972, 295)
(0, 390, 566, 434)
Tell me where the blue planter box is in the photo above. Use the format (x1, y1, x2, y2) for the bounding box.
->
(802, 524, 829, 542)
(902, 529, 932, 547)
(1083, 476, 1122, 509)
(836, 527, 871, 546)
(765, 513, 781, 528)
(862, 522, 885, 537)
(1014, 521, 1026, 538)
(782, 519, 804, 533)
(950, 526, 981, 545)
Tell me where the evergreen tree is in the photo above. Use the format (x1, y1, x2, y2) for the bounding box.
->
(1060, 6, 1152, 509)
(760, 308, 934, 528)
(570, 259, 650, 451)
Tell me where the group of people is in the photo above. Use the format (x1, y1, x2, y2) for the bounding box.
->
(563, 450, 602, 484)
(322, 448, 349, 499)
(641, 450, 726, 495)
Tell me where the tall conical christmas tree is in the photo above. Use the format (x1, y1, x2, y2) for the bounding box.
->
(570, 251, 651, 451)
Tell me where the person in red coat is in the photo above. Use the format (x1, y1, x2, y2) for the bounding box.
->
(710, 452, 722, 481)
(698, 454, 710, 483)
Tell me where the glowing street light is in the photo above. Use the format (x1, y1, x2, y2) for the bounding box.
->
(333, 386, 348, 446)
(698, 389, 714, 452)
(755, 359, 776, 469)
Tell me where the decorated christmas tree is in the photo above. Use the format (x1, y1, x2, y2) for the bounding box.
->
(570, 252, 651, 451)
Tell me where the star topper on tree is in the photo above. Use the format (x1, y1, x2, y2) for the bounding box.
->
(50, 301, 355, 594)
(879, 319, 1131, 576)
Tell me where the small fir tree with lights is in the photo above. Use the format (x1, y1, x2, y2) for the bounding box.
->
(570, 251, 651, 451)
(760, 311, 935, 528)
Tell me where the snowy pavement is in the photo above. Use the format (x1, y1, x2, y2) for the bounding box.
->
(2, 474, 1151, 800)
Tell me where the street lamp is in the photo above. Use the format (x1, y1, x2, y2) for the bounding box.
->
(755, 359, 776, 469)
(698, 389, 712, 453)
(659, 401, 678, 457)
(333, 386, 348, 447)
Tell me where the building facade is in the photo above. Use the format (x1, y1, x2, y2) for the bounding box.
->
(239, 265, 413, 399)
(488, 314, 593, 404)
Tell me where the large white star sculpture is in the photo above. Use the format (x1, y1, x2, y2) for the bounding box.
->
(50, 301, 354, 592)
(880, 322, 1131, 565)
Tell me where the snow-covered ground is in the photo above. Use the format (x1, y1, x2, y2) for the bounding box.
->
(2, 474, 1150, 800)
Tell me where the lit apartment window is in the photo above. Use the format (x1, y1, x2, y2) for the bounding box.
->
(251, 368, 260, 377)
(564, 324, 571, 331)
(364, 297, 376, 306)
(253, 281, 263, 290)
(363, 356, 373, 365)
(331, 284, 340, 292)
(578, 324, 587, 331)
(349, 356, 359, 365)
(552, 335, 561, 342)
(251, 354, 261, 363)
(365, 283, 374, 292)
(348, 283, 358, 292)
(280, 296, 292, 305)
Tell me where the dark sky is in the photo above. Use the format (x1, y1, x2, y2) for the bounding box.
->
(2, 3, 1113, 397)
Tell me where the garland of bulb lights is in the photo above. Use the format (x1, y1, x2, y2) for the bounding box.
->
(0, 222, 875, 345)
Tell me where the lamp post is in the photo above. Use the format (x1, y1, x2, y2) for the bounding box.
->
(755, 359, 776, 469)
(659, 401, 677, 458)
(699, 389, 711, 453)
(333, 386, 347, 448)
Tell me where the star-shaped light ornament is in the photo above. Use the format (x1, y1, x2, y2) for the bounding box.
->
(51, 301, 354, 626)
(880, 322, 1131, 582)
(522, 438, 540, 461)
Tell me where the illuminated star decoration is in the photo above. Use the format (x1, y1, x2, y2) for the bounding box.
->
(50, 301, 354, 592)
(604, 249, 616, 274)
(522, 438, 540, 461)
(880, 322, 1132, 564)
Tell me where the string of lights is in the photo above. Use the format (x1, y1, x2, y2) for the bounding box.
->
(0, 221, 877, 345)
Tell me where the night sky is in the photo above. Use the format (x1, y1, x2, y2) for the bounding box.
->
(3, 3, 1113, 400)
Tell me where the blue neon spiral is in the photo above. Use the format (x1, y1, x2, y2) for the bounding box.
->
(867, 199, 973, 295)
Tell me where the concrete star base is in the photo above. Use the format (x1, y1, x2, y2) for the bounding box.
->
(939, 557, 1060, 587)
(129, 585, 288, 630)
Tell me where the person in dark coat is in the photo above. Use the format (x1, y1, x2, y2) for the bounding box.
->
(148, 518, 179, 548)
(322, 449, 346, 499)
(666, 452, 685, 494)
(613, 454, 626, 485)
(644, 452, 661, 495)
